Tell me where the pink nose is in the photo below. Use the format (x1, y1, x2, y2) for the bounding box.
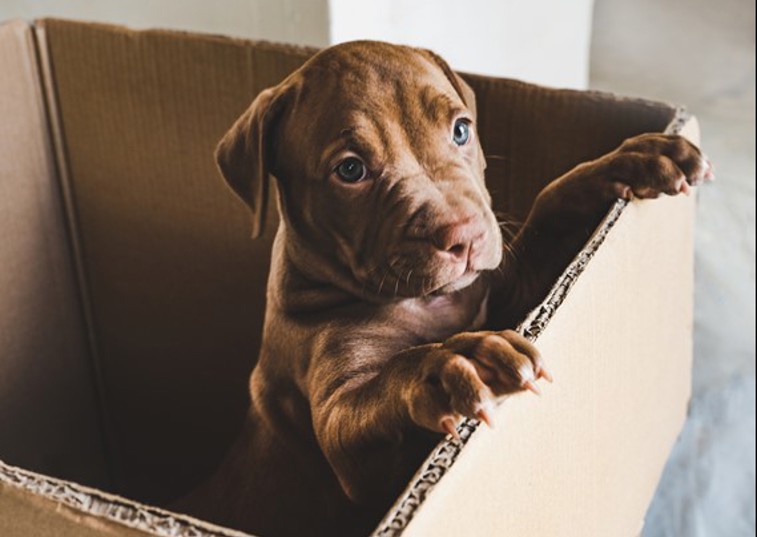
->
(431, 217, 487, 262)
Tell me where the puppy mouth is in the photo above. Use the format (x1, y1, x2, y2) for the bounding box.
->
(428, 270, 481, 295)
(356, 229, 502, 299)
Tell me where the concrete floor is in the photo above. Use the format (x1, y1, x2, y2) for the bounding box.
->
(590, 0, 755, 535)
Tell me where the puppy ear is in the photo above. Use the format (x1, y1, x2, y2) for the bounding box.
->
(215, 86, 287, 238)
(418, 49, 478, 119)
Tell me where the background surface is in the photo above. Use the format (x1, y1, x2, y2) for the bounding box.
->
(1, 1, 754, 535)
(592, 1, 756, 535)
(0, 0, 594, 87)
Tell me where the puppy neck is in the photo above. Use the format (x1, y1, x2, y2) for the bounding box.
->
(268, 224, 377, 314)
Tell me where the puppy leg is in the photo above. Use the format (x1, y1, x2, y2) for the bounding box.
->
(405, 329, 552, 436)
(310, 329, 548, 507)
(489, 133, 712, 328)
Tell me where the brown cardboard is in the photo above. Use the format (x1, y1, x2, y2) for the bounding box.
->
(0, 17, 696, 537)
(0, 20, 108, 488)
(0, 461, 248, 537)
(34, 18, 315, 503)
(459, 73, 680, 223)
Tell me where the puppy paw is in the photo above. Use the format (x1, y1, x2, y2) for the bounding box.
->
(604, 133, 713, 200)
(405, 330, 549, 437)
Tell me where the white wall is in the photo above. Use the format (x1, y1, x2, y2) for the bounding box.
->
(0, 0, 594, 88)
(0, 0, 330, 47)
(329, 0, 595, 87)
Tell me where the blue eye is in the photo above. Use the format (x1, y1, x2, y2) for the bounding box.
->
(452, 119, 471, 146)
(335, 157, 367, 183)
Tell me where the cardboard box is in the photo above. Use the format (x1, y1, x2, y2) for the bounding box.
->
(0, 18, 697, 537)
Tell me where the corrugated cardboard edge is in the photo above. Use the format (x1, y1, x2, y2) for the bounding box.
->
(0, 460, 256, 537)
(369, 106, 692, 537)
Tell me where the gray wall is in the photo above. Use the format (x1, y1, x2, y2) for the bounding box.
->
(0, 0, 330, 47)
(591, 0, 756, 535)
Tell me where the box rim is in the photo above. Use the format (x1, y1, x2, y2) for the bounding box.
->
(0, 459, 256, 537)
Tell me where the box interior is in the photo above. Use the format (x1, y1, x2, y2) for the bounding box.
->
(0, 17, 689, 537)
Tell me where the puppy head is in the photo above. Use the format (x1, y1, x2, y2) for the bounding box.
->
(216, 41, 502, 299)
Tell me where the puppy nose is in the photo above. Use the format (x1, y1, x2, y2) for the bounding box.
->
(431, 217, 487, 261)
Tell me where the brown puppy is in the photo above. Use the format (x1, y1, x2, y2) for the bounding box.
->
(178, 41, 712, 536)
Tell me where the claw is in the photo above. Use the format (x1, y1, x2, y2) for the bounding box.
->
(475, 405, 495, 429)
(440, 417, 460, 440)
(523, 379, 541, 395)
(703, 156, 716, 182)
(679, 180, 691, 196)
(537, 365, 554, 383)
(612, 182, 633, 200)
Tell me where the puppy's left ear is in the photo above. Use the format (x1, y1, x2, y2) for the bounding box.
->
(418, 49, 478, 119)
(215, 85, 289, 238)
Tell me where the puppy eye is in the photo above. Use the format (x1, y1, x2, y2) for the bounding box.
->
(335, 157, 367, 183)
(452, 118, 471, 146)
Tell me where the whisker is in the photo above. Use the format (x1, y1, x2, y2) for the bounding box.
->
(377, 268, 390, 296)
(501, 242, 518, 263)
(495, 213, 522, 244)
(361, 264, 383, 298)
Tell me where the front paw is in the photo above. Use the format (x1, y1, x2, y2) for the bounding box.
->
(405, 330, 550, 438)
(603, 133, 714, 200)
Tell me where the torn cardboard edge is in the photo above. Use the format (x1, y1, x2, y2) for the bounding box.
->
(0, 459, 250, 537)
(370, 108, 691, 537)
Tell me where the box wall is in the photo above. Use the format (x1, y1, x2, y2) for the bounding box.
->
(34, 18, 314, 503)
(0, 20, 108, 488)
(399, 192, 696, 537)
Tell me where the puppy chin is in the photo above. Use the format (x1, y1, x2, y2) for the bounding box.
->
(431, 271, 480, 295)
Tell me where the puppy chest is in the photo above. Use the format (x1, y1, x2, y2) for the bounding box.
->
(399, 285, 489, 343)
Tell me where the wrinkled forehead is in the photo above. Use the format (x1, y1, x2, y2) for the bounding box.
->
(287, 42, 466, 143)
